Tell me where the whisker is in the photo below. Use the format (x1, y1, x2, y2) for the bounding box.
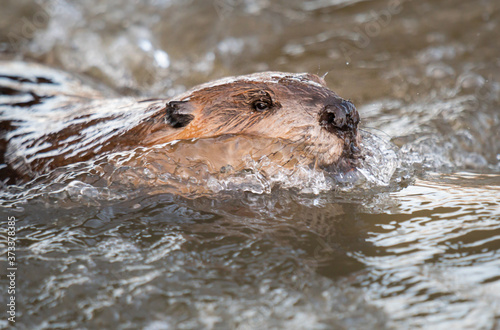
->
(360, 127, 392, 141)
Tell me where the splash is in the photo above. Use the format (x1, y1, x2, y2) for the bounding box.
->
(1, 132, 402, 206)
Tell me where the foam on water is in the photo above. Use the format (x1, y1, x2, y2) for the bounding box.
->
(1, 131, 403, 207)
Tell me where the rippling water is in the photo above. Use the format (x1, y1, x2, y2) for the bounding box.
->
(1, 0, 500, 328)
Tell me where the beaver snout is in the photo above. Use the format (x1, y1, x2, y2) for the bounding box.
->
(319, 100, 360, 135)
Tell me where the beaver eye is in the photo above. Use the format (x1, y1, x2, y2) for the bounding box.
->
(253, 101, 271, 112)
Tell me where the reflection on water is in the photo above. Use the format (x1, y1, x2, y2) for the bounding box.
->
(1, 0, 500, 328)
(359, 173, 500, 328)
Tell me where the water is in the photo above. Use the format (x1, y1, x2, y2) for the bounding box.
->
(1, 0, 500, 328)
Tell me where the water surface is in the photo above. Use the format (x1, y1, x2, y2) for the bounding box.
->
(1, 0, 499, 328)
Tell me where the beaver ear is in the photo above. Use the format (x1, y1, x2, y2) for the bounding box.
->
(165, 100, 195, 128)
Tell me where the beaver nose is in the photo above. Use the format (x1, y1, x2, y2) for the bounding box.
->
(320, 100, 359, 134)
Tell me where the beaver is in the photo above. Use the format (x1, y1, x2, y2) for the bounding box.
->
(0, 61, 360, 184)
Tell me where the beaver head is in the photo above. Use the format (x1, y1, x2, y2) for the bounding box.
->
(144, 72, 360, 169)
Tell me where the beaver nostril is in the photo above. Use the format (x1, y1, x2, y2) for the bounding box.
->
(330, 107, 347, 129)
(320, 100, 359, 133)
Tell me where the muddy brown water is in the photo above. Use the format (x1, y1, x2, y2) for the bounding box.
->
(1, 0, 499, 329)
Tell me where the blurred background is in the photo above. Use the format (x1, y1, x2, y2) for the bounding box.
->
(0, 0, 497, 100)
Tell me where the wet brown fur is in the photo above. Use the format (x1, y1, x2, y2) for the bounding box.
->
(1, 65, 360, 183)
